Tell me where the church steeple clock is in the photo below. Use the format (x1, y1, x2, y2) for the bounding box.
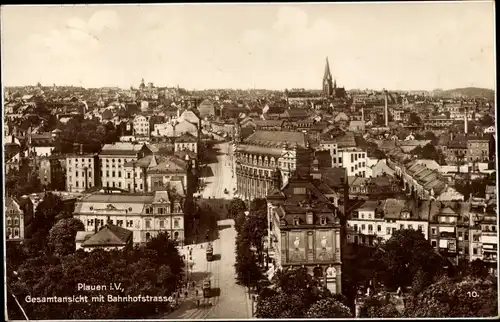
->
(323, 57, 333, 97)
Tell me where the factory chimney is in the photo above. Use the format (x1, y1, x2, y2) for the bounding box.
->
(464, 107, 468, 134)
(361, 106, 365, 122)
(383, 89, 389, 128)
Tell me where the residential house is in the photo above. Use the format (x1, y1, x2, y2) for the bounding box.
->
(99, 142, 153, 190)
(174, 132, 198, 155)
(133, 114, 151, 137)
(5, 197, 25, 241)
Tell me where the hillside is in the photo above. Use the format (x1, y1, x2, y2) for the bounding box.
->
(433, 87, 495, 100)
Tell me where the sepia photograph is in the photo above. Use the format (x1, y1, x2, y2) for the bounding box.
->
(1, 1, 498, 320)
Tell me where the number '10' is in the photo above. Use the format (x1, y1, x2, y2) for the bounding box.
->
(467, 291, 479, 298)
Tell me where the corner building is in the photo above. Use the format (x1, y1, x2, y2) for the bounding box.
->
(235, 130, 313, 201)
(266, 171, 343, 294)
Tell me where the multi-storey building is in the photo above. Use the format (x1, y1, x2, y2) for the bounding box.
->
(174, 132, 198, 155)
(99, 143, 153, 190)
(235, 130, 314, 201)
(39, 155, 65, 190)
(340, 149, 367, 177)
(66, 153, 100, 192)
(73, 190, 185, 245)
(133, 114, 151, 137)
(423, 116, 454, 130)
(266, 171, 343, 294)
(5, 197, 24, 242)
(123, 154, 190, 194)
(347, 199, 429, 246)
(466, 136, 490, 162)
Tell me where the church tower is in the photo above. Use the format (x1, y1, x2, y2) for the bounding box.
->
(323, 57, 333, 97)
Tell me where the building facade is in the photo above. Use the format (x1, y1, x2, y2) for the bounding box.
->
(73, 190, 185, 245)
(5, 197, 25, 241)
(266, 172, 342, 294)
(66, 154, 100, 192)
(235, 130, 314, 201)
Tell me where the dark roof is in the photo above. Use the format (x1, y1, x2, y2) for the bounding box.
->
(82, 224, 132, 247)
(244, 130, 307, 148)
(176, 132, 198, 143)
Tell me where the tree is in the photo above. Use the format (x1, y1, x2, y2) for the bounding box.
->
(227, 198, 246, 219)
(377, 229, 445, 290)
(48, 218, 85, 256)
(405, 276, 498, 317)
(411, 144, 445, 164)
(359, 294, 402, 318)
(255, 267, 333, 318)
(305, 297, 352, 318)
(424, 131, 439, 145)
(480, 114, 494, 127)
(408, 113, 422, 126)
(468, 259, 489, 279)
(234, 238, 264, 287)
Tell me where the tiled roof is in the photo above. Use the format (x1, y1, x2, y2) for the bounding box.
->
(153, 191, 170, 203)
(176, 132, 198, 143)
(5, 197, 22, 216)
(244, 130, 307, 148)
(253, 120, 284, 127)
(236, 144, 282, 157)
(148, 155, 186, 174)
(74, 193, 154, 214)
(82, 224, 132, 247)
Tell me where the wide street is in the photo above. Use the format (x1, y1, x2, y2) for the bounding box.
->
(166, 219, 251, 319)
(165, 142, 251, 319)
(201, 142, 236, 200)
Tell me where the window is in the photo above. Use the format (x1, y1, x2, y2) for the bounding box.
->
(106, 170, 109, 177)
(14, 218, 19, 226)
(418, 225, 423, 231)
(159, 207, 165, 215)
(160, 220, 165, 228)
(128, 173, 131, 179)
(458, 231, 463, 238)
(386, 227, 391, 235)
(76, 181, 79, 188)
(306, 213, 313, 225)
(432, 228, 437, 235)
(7, 228, 12, 238)
(320, 217, 327, 225)
(174, 219, 180, 228)
(392, 228, 396, 234)
(118, 171, 122, 178)
(431, 240, 437, 247)
(473, 248, 478, 255)
(76, 171, 79, 177)
(88, 171, 92, 177)
(377, 225, 381, 232)
(7, 218, 11, 225)
(400, 224, 404, 230)
(293, 218, 300, 225)
(361, 224, 365, 231)
(14, 228, 19, 237)
(339, 157, 342, 163)
(112, 171, 115, 177)
(145, 220, 151, 229)
(473, 234, 480, 242)
(117, 220, 123, 226)
(146, 207, 151, 214)
(126, 220, 133, 228)
(464, 232, 469, 240)
(368, 224, 373, 232)
(408, 224, 413, 230)
(354, 224, 358, 232)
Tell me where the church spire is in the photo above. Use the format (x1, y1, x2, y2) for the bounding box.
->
(323, 57, 333, 96)
(323, 57, 332, 81)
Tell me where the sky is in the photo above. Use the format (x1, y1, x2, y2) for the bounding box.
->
(1, 2, 496, 91)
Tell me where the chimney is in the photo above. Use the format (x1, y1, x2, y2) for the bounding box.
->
(142, 167, 148, 193)
(464, 107, 468, 134)
(94, 217, 99, 233)
(384, 90, 389, 127)
(361, 107, 364, 122)
(80, 144, 83, 155)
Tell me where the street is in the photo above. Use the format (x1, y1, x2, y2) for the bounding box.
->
(166, 219, 251, 319)
(201, 142, 236, 200)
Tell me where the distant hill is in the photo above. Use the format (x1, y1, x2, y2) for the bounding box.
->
(432, 87, 495, 100)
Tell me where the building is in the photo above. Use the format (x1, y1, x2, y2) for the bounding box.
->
(5, 197, 24, 241)
(66, 152, 100, 192)
(322, 57, 345, 98)
(235, 130, 314, 200)
(466, 136, 490, 162)
(197, 99, 215, 118)
(340, 149, 368, 177)
(76, 224, 133, 252)
(266, 171, 342, 294)
(133, 114, 151, 137)
(174, 132, 198, 155)
(99, 142, 153, 190)
(73, 190, 185, 245)
(123, 154, 190, 194)
(39, 155, 65, 190)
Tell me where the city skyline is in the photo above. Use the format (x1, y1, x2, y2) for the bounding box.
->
(1, 2, 496, 91)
